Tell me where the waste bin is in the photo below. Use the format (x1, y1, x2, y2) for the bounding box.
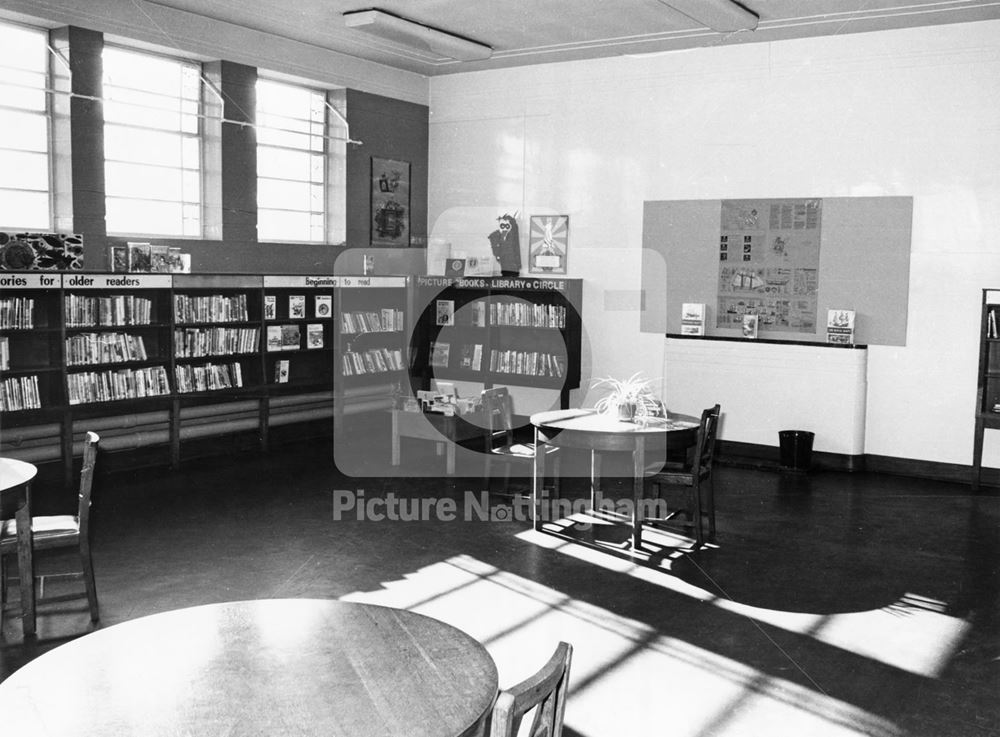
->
(778, 430, 814, 471)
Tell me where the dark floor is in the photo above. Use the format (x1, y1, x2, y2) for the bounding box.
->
(2, 434, 998, 737)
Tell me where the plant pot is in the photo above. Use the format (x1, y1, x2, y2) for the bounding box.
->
(617, 401, 637, 422)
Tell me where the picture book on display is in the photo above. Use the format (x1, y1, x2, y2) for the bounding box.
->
(431, 341, 450, 367)
(436, 300, 455, 326)
(289, 295, 306, 319)
(315, 295, 332, 318)
(307, 324, 324, 349)
(826, 309, 856, 344)
(264, 296, 276, 320)
(274, 359, 290, 383)
(281, 324, 300, 350)
(266, 325, 283, 351)
(681, 302, 705, 336)
(742, 313, 759, 339)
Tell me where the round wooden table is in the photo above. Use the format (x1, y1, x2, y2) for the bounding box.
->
(0, 457, 38, 637)
(530, 408, 699, 549)
(0, 599, 499, 737)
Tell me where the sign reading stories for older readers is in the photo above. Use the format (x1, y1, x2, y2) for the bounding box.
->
(716, 199, 821, 335)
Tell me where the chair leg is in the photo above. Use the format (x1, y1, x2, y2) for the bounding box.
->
(80, 543, 99, 622)
(705, 478, 716, 537)
(691, 482, 704, 548)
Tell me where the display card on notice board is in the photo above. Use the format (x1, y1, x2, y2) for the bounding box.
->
(716, 199, 821, 335)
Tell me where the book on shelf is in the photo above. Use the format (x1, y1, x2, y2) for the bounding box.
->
(431, 341, 450, 368)
(315, 295, 332, 318)
(281, 324, 300, 350)
(681, 302, 705, 336)
(826, 309, 856, 344)
(306, 324, 324, 349)
(471, 300, 486, 327)
(275, 359, 290, 383)
(126, 242, 152, 272)
(264, 296, 276, 320)
(0, 336, 8, 370)
(436, 300, 455, 326)
(266, 325, 283, 351)
(167, 247, 188, 274)
(149, 245, 171, 273)
(987, 307, 998, 339)
(109, 245, 128, 273)
(742, 313, 759, 339)
(289, 295, 306, 319)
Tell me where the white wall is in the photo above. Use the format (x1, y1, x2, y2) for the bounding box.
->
(428, 21, 1000, 467)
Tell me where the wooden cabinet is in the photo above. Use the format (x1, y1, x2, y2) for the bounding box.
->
(973, 287, 1000, 490)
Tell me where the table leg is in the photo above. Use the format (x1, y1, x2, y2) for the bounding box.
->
(391, 411, 401, 466)
(632, 440, 645, 550)
(15, 486, 35, 637)
(590, 450, 602, 510)
(533, 428, 546, 531)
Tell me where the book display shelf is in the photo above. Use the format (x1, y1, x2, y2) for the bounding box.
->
(973, 287, 1000, 490)
(0, 272, 410, 485)
(411, 276, 583, 408)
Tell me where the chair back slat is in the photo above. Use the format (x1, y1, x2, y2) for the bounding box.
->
(77, 431, 100, 534)
(696, 404, 721, 475)
(481, 387, 515, 449)
(490, 642, 573, 737)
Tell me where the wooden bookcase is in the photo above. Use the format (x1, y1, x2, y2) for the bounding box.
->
(973, 287, 1000, 490)
(410, 276, 583, 408)
(0, 272, 410, 485)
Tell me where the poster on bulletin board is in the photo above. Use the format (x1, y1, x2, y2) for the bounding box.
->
(716, 199, 821, 335)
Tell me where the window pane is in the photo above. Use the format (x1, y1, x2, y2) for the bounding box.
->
(258, 177, 313, 207)
(0, 189, 49, 230)
(106, 197, 185, 236)
(105, 125, 185, 167)
(0, 68, 46, 111)
(106, 162, 186, 201)
(258, 147, 313, 181)
(0, 149, 48, 190)
(258, 208, 313, 242)
(0, 109, 47, 152)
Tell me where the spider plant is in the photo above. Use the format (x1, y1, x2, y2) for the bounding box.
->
(592, 372, 662, 422)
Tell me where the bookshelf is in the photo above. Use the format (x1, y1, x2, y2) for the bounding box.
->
(973, 288, 1000, 490)
(0, 272, 410, 484)
(411, 276, 583, 407)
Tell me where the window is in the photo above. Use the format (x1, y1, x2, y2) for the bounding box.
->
(256, 78, 331, 243)
(103, 46, 202, 237)
(0, 22, 50, 230)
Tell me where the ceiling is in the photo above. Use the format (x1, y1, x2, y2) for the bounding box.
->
(143, 0, 1000, 76)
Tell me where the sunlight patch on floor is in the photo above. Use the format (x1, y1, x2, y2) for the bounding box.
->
(342, 553, 905, 737)
(519, 528, 971, 678)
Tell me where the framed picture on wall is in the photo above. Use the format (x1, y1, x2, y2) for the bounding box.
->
(370, 157, 410, 247)
(528, 215, 568, 274)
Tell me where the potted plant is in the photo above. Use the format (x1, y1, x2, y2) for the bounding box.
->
(592, 372, 663, 422)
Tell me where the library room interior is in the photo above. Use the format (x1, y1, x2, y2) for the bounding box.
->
(1, 1, 999, 736)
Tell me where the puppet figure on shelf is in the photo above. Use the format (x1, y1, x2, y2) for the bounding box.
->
(488, 213, 521, 277)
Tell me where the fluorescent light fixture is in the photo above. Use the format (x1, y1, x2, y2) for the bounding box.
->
(656, 0, 759, 32)
(343, 9, 492, 62)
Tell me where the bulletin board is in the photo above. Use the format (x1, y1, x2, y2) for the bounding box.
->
(640, 197, 913, 346)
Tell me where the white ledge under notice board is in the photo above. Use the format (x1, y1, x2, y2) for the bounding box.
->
(662, 336, 868, 456)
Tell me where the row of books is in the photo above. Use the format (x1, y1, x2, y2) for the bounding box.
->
(341, 347, 405, 376)
(430, 341, 485, 371)
(175, 327, 260, 358)
(174, 362, 244, 393)
(0, 375, 41, 411)
(341, 309, 405, 334)
(266, 324, 324, 351)
(0, 297, 35, 329)
(66, 332, 149, 366)
(490, 301, 567, 328)
(67, 366, 171, 405)
(173, 294, 249, 324)
(110, 242, 190, 274)
(265, 294, 332, 320)
(489, 349, 566, 377)
(65, 295, 153, 327)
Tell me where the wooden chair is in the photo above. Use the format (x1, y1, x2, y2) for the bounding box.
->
(482, 387, 560, 497)
(1, 431, 100, 622)
(490, 641, 573, 737)
(646, 404, 720, 547)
